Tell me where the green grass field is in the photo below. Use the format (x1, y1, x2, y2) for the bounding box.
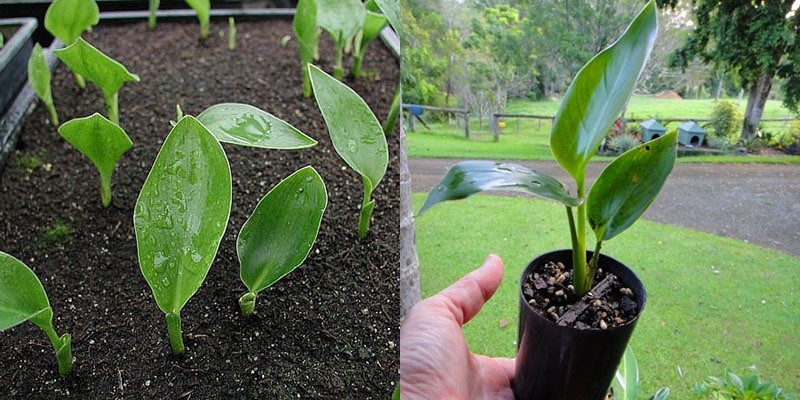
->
(412, 193, 800, 398)
(407, 96, 800, 163)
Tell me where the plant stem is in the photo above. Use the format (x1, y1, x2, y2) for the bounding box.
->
(73, 72, 85, 89)
(352, 54, 364, 78)
(302, 63, 312, 98)
(572, 173, 589, 296)
(148, 0, 159, 29)
(334, 45, 344, 80)
(588, 240, 603, 280)
(239, 292, 257, 316)
(358, 179, 375, 239)
(100, 171, 112, 207)
(228, 17, 236, 51)
(46, 102, 59, 126)
(165, 312, 184, 355)
(106, 92, 119, 125)
(43, 325, 72, 376)
(383, 84, 401, 136)
(566, 205, 578, 257)
(201, 21, 209, 39)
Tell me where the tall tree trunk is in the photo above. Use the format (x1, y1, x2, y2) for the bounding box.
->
(400, 115, 421, 318)
(741, 74, 772, 142)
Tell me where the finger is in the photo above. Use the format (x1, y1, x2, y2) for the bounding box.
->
(478, 355, 516, 383)
(434, 254, 504, 326)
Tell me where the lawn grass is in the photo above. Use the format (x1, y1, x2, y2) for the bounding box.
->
(407, 96, 800, 164)
(412, 193, 800, 398)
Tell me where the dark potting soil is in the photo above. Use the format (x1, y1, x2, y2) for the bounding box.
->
(0, 18, 399, 398)
(521, 261, 639, 330)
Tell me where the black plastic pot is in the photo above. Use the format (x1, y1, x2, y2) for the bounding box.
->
(513, 249, 646, 400)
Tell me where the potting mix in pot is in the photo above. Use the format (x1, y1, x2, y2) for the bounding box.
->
(0, 0, 400, 397)
(420, 1, 677, 399)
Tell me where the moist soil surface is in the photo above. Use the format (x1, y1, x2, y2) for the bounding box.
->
(0, 18, 399, 398)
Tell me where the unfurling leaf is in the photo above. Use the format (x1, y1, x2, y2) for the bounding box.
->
(238, 166, 327, 316)
(184, 0, 210, 38)
(419, 161, 580, 214)
(44, 0, 99, 45)
(294, 0, 319, 97)
(58, 113, 133, 207)
(28, 43, 58, 125)
(197, 103, 316, 150)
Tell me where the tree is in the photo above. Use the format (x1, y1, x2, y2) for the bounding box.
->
(666, 1, 800, 142)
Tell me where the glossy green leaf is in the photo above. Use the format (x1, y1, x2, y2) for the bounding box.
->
(419, 160, 580, 214)
(197, 103, 317, 150)
(184, 0, 210, 38)
(550, 0, 657, 181)
(374, 0, 399, 32)
(588, 131, 677, 241)
(54, 37, 140, 101)
(239, 166, 327, 294)
(134, 116, 232, 316)
(0, 251, 73, 376)
(611, 346, 640, 400)
(58, 113, 133, 207)
(316, 0, 365, 45)
(44, 0, 99, 45)
(309, 64, 387, 191)
(360, 10, 388, 48)
(294, 0, 318, 97)
(28, 43, 58, 125)
(0, 252, 53, 332)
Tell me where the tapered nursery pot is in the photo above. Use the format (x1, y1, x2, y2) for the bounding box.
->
(513, 249, 646, 400)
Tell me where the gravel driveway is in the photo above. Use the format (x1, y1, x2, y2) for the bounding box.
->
(410, 158, 800, 257)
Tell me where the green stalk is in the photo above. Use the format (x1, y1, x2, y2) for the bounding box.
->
(148, 0, 159, 29)
(105, 92, 119, 125)
(358, 178, 375, 239)
(46, 102, 59, 126)
(201, 21, 209, 39)
(228, 17, 236, 51)
(382, 84, 401, 135)
(165, 312, 185, 355)
(334, 45, 344, 80)
(100, 171, 112, 207)
(302, 64, 312, 98)
(43, 325, 72, 376)
(588, 240, 603, 281)
(239, 292, 257, 316)
(572, 173, 589, 296)
(352, 53, 365, 78)
(73, 72, 86, 89)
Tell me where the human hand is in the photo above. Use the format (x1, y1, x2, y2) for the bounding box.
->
(400, 255, 515, 399)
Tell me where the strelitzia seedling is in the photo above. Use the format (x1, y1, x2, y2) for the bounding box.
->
(316, 0, 365, 80)
(134, 116, 232, 355)
(352, 1, 388, 78)
(58, 113, 133, 207)
(228, 17, 236, 51)
(197, 103, 317, 149)
(293, 0, 318, 97)
(309, 65, 387, 238)
(0, 251, 73, 376)
(44, 0, 99, 89)
(28, 43, 59, 126)
(54, 37, 140, 125)
(238, 166, 327, 316)
(185, 0, 210, 39)
(148, 0, 160, 29)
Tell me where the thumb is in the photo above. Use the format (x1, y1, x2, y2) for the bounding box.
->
(434, 254, 504, 326)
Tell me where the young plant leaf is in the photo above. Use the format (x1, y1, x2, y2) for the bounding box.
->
(0, 251, 72, 376)
(59, 113, 133, 207)
(44, 0, 99, 45)
(237, 166, 327, 316)
(550, 0, 657, 181)
(309, 64, 387, 238)
(134, 116, 231, 355)
(197, 103, 317, 150)
(28, 43, 59, 126)
(374, 0, 399, 32)
(316, 0, 365, 78)
(588, 131, 677, 242)
(294, 0, 319, 97)
(611, 346, 640, 400)
(54, 37, 140, 124)
(353, 9, 388, 77)
(419, 161, 580, 214)
(184, 0, 210, 38)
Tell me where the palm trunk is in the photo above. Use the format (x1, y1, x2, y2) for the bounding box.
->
(400, 117, 421, 318)
(741, 74, 772, 142)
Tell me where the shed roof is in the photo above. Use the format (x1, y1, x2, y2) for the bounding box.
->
(639, 118, 666, 131)
(678, 121, 705, 134)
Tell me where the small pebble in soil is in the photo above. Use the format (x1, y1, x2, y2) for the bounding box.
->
(599, 320, 608, 330)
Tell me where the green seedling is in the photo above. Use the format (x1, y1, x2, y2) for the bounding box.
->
(421, 1, 674, 296)
(58, 113, 133, 207)
(28, 43, 59, 126)
(352, 1, 388, 78)
(44, 0, 99, 89)
(238, 166, 327, 316)
(294, 0, 318, 97)
(372, 0, 400, 135)
(40, 220, 73, 249)
(54, 37, 140, 125)
(316, 0, 365, 80)
(0, 251, 73, 376)
(197, 103, 317, 149)
(611, 346, 671, 400)
(228, 17, 236, 51)
(134, 116, 231, 355)
(309, 65, 387, 238)
(185, 0, 210, 39)
(149, 0, 160, 29)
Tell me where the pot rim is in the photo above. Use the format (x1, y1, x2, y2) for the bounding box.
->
(518, 248, 646, 333)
